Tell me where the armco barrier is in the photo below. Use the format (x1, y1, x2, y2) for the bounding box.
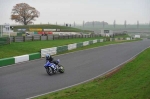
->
(89, 40, 93, 45)
(0, 53, 41, 67)
(29, 53, 41, 60)
(100, 39, 104, 42)
(41, 39, 102, 57)
(41, 47, 57, 57)
(97, 39, 100, 43)
(93, 40, 97, 43)
(56, 45, 68, 54)
(68, 43, 77, 50)
(0, 57, 15, 67)
(83, 41, 89, 46)
(41, 48, 50, 57)
(77, 42, 83, 48)
(14, 55, 29, 63)
(57, 46, 64, 53)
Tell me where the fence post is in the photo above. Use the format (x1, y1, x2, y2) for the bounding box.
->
(23, 36, 25, 42)
(32, 36, 34, 41)
(13, 36, 15, 42)
(53, 35, 54, 40)
(40, 36, 42, 41)
(47, 35, 48, 40)
(7, 37, 11, 44)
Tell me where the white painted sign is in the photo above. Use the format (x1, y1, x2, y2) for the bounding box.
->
(44, 29, 56, 31)
(134, 35, 140, 38)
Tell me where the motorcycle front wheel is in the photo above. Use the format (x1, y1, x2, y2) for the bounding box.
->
(46, 67, 53, 75)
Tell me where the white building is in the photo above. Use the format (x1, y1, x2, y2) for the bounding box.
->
(100, 29, 114, 37)
(134, 35, 140, 38)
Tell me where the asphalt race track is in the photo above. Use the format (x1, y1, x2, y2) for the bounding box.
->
(0, 39, 150, 99)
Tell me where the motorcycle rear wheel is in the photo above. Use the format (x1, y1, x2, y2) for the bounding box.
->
(58, 65, 64, 73)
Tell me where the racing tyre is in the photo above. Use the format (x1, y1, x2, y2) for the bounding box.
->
(46, 67, 53, 75)
(58, 65, 64, 73)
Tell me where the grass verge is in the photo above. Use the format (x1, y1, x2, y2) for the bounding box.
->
(34, 46, 150, 99)
(13, 24, 93, 33)
(0, 36, 133, 59)
(0, 37, 103, 59)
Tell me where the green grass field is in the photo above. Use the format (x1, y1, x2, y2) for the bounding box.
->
(0, 37, 105, 59)
(0, 34, 131, 59)
(34, 45, 150, 99)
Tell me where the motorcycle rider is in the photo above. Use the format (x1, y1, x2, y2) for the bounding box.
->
(45, 54, 59, 66)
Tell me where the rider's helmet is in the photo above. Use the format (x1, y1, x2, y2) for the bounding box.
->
(46, 54, 50, 59)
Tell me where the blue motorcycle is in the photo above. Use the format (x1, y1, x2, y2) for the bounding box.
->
(44, 59, 64, 75)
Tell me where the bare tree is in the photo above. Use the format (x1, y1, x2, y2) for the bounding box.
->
(11, 3, 40, 25)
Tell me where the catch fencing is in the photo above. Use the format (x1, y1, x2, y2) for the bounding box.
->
(0, 33, 127, 45)
(9, 34, 102, 42)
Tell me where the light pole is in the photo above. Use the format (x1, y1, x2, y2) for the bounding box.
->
(1, 25, 2, 37)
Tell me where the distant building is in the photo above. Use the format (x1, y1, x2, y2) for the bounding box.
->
(134, 35, 140, 38)
(100, 29, 114, 37)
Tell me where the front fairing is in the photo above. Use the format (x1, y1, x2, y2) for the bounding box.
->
(44, 61, 55, 68)
(44, 61, 51, 67)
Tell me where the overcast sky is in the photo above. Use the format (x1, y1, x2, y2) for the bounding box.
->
(0, 0, 150, 25)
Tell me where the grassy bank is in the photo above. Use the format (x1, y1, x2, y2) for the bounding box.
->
(12, 24, 93, 33)
(34, 47, 150, 99)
